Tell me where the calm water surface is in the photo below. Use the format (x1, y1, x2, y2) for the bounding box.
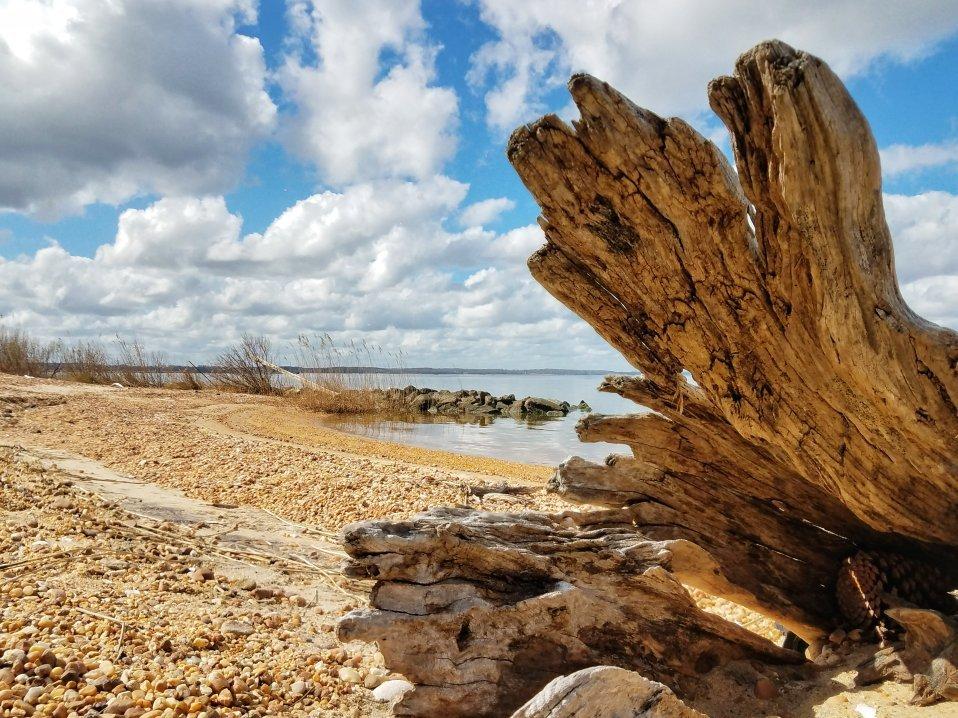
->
(314, 373, 648, 465)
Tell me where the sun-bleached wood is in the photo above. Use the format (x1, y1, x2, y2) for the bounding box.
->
(509, 666, 705, 718)
(856, 606, 958, 705)
(511, 41, 958, 551)
(338, 508, 801, 717)
(337, 40, 958, 717)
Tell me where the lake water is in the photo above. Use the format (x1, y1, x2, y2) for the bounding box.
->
(314, 372, 648, 466)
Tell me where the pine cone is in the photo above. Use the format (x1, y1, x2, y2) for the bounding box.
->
(837, 550, 957, 630)
(837, 551, 884, 628)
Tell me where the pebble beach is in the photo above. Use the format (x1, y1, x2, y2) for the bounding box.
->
(1, 374, 792, 718)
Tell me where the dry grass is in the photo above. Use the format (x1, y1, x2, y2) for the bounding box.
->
(213, 334, 278, 395)
(294, 386, 391, 414)
(114, 337, 169, 387)
(0, 326, 191, 389)
(59, 340, 117, 384)
(0, 325, 60, 377)
(0, 327, 407, 408)
(166, 368, 204, 390)
(287, 333, 406, 414)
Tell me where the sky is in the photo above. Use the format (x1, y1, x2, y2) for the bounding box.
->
(1, 1, 958, 370)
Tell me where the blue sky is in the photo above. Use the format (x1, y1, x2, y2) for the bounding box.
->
(1, 1, 958, 368)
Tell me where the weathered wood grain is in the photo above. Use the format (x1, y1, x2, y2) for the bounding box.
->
(338, 508, 801, 717)
(511, 41, 958, 549)
(337, 40, 958, 717)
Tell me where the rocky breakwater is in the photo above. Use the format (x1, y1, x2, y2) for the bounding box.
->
(382, 386, 590, 418)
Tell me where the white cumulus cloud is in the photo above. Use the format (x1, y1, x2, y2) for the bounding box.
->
(0, 0, 276, 218)
(459, 197, 516, 227)
(885, 191, 958, 283)
(469, 0, 958, 131)
(277, 0, 459, 185)
(0, 179, 623, 367)
(881, 140, 958, 177)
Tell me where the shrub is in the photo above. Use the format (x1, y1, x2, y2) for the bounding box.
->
(288, 333, 407, 414)
(214, 334, 277, 395)
(0, 325, 59, 377)
(114, 337, 168, 387)
(59, 340, 117, 384)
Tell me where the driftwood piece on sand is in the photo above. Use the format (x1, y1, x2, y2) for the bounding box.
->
(856, 606, 958, 705)
(338, 39, 958, 716)
(513, 40, 958, 552)
(338, 508, 800, 717)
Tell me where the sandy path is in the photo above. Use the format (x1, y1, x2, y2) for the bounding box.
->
(5, 441, 353, 608)
(0, 376, 560, 533)
(1, 444, 391, 717)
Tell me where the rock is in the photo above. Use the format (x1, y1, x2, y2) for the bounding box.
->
(221, 620, 255, 636)
(61, 661, 88, 681)
(23, 686, 44, 705)
(433, 391, 457, 407)
(407, 394, 430, 411)
(1, 649, 25, 667)
(509, 666, 704, 717)
(105, 696, 136, 714)
(290, 680, 308, 696)
(524, 397, 563, 414)
(208, 672, 229, 693)
(193, 565, 214, 581)
(754, 677, 778, 700)
(364, 667, 389, 689)
(829, 628, 846, 645)
(372, 679, 414, 703)
(338, 667, 362, 684)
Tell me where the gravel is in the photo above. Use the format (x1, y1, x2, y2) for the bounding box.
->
(0, 448, 390, 717)
(0, 375, 788, 718)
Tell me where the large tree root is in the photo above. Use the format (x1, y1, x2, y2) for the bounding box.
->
(337, 38, 958, 717)
(510, 40, 958, 552)
(338, 508, 800, 717)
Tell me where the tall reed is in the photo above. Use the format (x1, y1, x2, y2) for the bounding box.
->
(289, 333, 407, 414)
(213, 334, 278, 395)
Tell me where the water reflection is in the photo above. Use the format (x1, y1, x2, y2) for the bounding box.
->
(317, 409, 626, 466)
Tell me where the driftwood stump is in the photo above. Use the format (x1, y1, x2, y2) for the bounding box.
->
(339, 40, 958, 715)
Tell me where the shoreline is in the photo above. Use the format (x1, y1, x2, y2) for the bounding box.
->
(0, 375, 558, 532)
(218, 402, 554, 485)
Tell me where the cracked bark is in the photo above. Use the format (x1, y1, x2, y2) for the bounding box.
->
(337, 40, 958, 716)
(513, 42, 958, 551)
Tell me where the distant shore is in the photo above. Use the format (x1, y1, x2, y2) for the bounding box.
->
(136, 366, 639, 376)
